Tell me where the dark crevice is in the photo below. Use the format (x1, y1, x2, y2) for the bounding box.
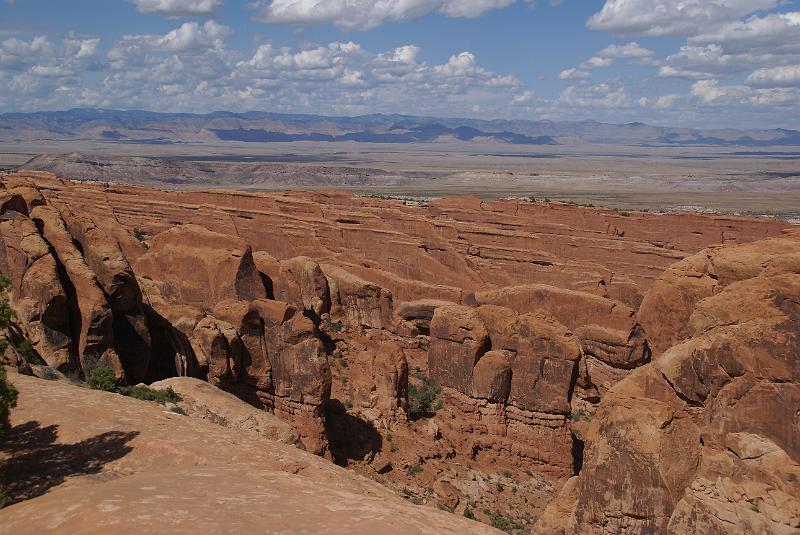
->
(324, 399, 383, 467)
(571, 431, 585, 476)
(33, 218, 82, 376)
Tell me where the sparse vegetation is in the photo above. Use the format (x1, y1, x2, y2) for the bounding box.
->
(0, 365, 17, 443)
(570, 409, 592, 422)
(87, 366, 118, 392)
(0, 364, 17, 508)
(463, 506, 476, 520)
(118, 384, 181, 404)
(87, 366, 180, 405)
(14, 339, 45, 366)
(0, 297, 14, 332)
(406, 463, 423, 476)
(408, 374, 443, 420)
(323, 315, 344, 333)
(503, 469, 512, 478)
(485, 510, 522, 533)
(496, 482, 505, 492)
(132, 227, 149, 249)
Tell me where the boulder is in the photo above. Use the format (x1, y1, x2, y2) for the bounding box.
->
(282, 256, 330, 318)
(371, 341, 409, 417)
(471, 350, 512, 402)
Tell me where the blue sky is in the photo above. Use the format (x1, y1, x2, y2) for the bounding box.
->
(1, 0, 799, 128)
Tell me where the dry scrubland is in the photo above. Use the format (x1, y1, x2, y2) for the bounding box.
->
(2, 140, 799, 218)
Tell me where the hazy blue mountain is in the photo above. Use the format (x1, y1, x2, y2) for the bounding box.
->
(1, 108, 798, 146)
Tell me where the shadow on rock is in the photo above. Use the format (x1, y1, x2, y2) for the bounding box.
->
(324, 399, 382, 467)
(1, 420, 138, 506)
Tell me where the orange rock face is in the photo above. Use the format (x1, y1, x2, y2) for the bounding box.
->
(1, 171, 796, 533)
(428, 304, 580, 476)
(538, 231, 800, 534)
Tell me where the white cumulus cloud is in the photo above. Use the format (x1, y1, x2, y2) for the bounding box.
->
(587, 0, 778, 37)
(251, 0, 516, 31)
(130, 0, 223, 18)
(747, 65, 800, 87)
(558, 67, 590, 80)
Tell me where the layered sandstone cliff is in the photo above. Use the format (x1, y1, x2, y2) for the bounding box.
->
(538, 231, 800, 534)
(1, 171, 796, 533)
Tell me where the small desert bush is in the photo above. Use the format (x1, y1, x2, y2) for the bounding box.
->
(322, 315, 344, 333)
(118, 385, 180, 404)
(88, 366, 180, 405)
(485, 510, 521, 533)
(406, 463, 423, 477)
(132, 228, 149, 249)
(87, 366, 118, 392)
(408, 374, 443, 420)
(0, 365, 17, 443)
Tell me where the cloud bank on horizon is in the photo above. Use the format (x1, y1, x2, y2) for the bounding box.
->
(0, 0, 798, 129)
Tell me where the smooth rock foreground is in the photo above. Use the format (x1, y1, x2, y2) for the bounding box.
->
(0, 172, 798, 534)
(0, 372, 501, 535)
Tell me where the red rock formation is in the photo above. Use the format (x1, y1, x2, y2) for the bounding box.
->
(538, 233, 800, 534)
(428, 304, 580, 477)
(1, 172, 796, 532)
(135, 224, 266, 308)
(136, 227, 332, 455)
(475, 283, 649, 406)
(29, 204, 123, 376)
(0, 215, 71, 370)
(638, 232, 800, 357)
(26, 172, 788, 316)
(323, 263, 393, 330)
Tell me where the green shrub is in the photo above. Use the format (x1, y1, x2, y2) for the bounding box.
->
(406, 464, 423, 477)
(132, 228, 149, 249)
(0, 298, 14, 330)
(0, 365, 17, 443)
(323, 316, 344, 333)
(118, 385, 180, 404)
(408, 374, 442, 420)
(15, 339, 45, 366)
(463, 507, 476, 520)
(87, 366, 181, 405)
(487, 511, 521, 533)
(87, 366, 118, 392)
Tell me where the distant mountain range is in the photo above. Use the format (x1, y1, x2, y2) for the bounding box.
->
(1, 108, 800, 147)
